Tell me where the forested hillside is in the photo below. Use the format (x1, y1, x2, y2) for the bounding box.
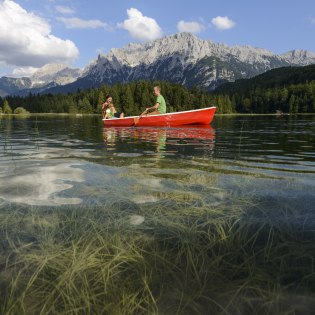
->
(1, 65, 315, 115)
(215, 64, 315, 113)
(0, 81, 226, 115)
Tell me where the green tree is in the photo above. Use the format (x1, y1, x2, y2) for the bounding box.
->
(223, 95, 234, 113)
(280, 88, 288, 103)
(120, 86, 135, 115)
(293, 97, 299, 113)
(68, 99, 78, 114)
(141, 89, 151, 110)
(110, 86, 120, 107)
(200, 94, 206, 108)
(97, 91, 106, 113)
(172, 89, 182, 111)
(14, 107, 30, 115)
(289, 95, 295, 113)
(3, 100, 12, 114)
(78, 97, 93, 114)
(134, 81, 144, 104)
(242, 98, 251, 113)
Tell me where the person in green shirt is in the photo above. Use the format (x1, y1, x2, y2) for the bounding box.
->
(140, 86, 166, 116)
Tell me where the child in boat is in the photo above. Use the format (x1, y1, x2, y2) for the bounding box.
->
(102, 95, 124, 119)
(140, 86, 166, 116)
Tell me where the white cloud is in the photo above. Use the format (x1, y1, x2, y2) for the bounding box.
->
(58, 17, 111, 30)
(55, 5, 75, 15)
(211, 16, 235, 30)
(0, 0, 79, 68)
(177, 20, 205, 34)
(310, 18, 315, 25)
(119, 8, 163, 42)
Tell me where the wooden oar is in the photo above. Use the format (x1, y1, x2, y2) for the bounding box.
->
(134, 116, 140, 125)
(134, 109, 148, 126)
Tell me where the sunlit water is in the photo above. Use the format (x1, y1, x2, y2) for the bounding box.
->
(0, 115, 314, 215)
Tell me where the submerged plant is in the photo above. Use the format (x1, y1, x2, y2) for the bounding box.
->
(0, 194, 315, 315)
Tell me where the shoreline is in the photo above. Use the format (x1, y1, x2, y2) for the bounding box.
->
(1, 112, 314, 117)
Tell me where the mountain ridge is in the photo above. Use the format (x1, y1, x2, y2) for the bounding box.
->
(1, 32, 315, 97)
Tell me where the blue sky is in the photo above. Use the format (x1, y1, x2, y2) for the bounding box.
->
(0, 0, 315, 76)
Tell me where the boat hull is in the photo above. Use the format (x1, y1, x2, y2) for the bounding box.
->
(103, 107, 216, 127)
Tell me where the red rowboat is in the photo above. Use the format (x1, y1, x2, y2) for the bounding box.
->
(103, 107, 216, 127)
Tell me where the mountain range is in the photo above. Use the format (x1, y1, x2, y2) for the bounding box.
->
(1, 32, 315, 98)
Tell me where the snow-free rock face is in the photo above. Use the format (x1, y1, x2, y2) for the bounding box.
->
(0, 77, 32, 97)
(0, 63, 82, 97)
(105, 33, 278, 67)
(74, 32, 315, 92)
(1, 32, 315, 97)
(281, 50, 315, 66)
(31, 64, 82, 87)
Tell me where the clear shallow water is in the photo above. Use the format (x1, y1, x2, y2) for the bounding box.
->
(0, 115, 314, 212)
(1, 115, 315, 315)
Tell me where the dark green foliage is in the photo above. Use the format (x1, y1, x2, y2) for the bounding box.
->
(120, 85, 135, 115)
(3, 99, 12, 114)
(13, 107, 30, 115)
(78, 97, 93, 114)
(215, 64, 315, 113)
(4, 81, 230, 114)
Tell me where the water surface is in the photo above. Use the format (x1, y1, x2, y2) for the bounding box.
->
(1, 114, 315, 314)
(1, 115, 314, 211)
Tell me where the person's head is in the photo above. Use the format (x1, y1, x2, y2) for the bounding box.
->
(153, 86, 161, 96)
(105, 95, 113, 104)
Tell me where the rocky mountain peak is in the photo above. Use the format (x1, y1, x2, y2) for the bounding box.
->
(30, 63, 82, 87)
(76, 33, 315, 92)
(281, 49, 315, 65)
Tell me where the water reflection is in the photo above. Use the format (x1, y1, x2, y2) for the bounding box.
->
(103, 125, 216, 158)
(1, 115, 314, 208)
(101, 126, 217, 204)
(0, 160, 84, 206)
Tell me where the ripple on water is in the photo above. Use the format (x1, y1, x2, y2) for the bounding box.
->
(0, 116, 314, 209)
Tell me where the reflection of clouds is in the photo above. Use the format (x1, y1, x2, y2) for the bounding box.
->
(0, 161, 84, 206)
(0, 136, 94, 206)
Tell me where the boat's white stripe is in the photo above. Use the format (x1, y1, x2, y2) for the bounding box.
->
(102, 106, 216, 121)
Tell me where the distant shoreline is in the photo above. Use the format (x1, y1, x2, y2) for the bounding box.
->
(1, 112, 314, 117)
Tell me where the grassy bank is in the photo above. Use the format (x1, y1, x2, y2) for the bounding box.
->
(1, 196, 315, 315)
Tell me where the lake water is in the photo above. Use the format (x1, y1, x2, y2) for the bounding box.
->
(1, 114, 315, 314)
(0, 115, 314, 210)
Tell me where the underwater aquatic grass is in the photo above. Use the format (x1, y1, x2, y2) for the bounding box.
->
(0, 158, 314, 315)
(0, 193, 315, 315)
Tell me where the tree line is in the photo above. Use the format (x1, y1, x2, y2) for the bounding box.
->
(0, 81, 222, 116)
(215, 64, 315, 113)
(0, 79, 314, 115)
(215, 81, 315, 114)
